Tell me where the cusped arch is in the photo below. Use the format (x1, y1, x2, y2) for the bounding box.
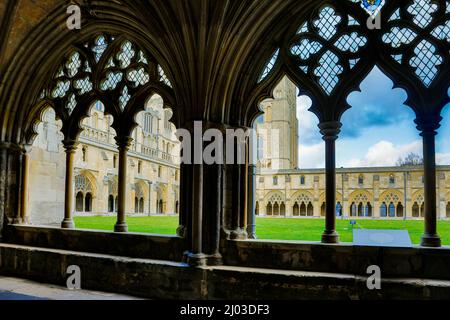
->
(348, 190, 373, 204)
(379, 189, 404, 205)
(265, 191, 285, 204)
(412, 190, 425, 204)
(291, 190, 314, 204)
(75, 171, 97, 197)
(242, 0, 450, 127)
(0, 1, 182, 145)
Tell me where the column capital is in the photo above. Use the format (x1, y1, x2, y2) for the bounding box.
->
(62, 140, 79, 153)
(319, 121, 342, 140)
(115, 136, 133, 150)
(415, 115, 442, 135)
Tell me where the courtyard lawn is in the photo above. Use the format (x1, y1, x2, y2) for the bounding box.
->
(73, 216, 450, 245)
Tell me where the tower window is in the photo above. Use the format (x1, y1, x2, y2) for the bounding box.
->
(300, 176, 305, 185)
(389, 174, 395, 184)
(273, 176, 278, 186)
(82, 146, 87, 162)
(113, 155, 117, 169)
(138, 161, 142, 174)
(358, 175, 364, 185)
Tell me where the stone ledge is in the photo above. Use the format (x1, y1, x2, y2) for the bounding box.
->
(2, 243, 450, 300)
(222, 239, 450, 280)
(4, 225, 187, 261)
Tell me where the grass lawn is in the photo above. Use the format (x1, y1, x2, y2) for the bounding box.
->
(73, 216, 450, 245)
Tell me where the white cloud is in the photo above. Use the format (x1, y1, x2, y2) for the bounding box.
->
(437, 153, 450, 165)
(343, 140, 422, 168)
(299, 142, 324, 168)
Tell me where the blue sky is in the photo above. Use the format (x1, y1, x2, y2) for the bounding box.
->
(297, 66, 450, 168)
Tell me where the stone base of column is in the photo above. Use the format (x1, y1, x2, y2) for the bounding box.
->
(421, 234, 441, 247)
(206, 253, 223, 266)
(229, 228, 248, 240)
(61, 219, 75, 229)
(114, 223, 128, 233)
(186, 252, 207, 267)
(247, 224, 257, 240)
(322, 231, 339, 244)
(176, 225, 186, 238)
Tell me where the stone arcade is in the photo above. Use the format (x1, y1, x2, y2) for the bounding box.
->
(0, 0, 449, 300)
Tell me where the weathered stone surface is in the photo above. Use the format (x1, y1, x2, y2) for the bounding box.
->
(4, 225, 187, 261)
(2, 243, 450, 300)
(222, 240, 450, 280)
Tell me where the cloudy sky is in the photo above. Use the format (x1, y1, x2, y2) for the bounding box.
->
(296, 67, 450, 169)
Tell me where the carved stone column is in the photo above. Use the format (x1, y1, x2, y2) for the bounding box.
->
(186, 163, 207, 266)
(416, 117, 441, 247)
(247, 163, 257, 239)
(114, 136, 132, 233)
(319, 121, 341, 244)
(61, 140, 78, 229)
(20, 145, 32, 224)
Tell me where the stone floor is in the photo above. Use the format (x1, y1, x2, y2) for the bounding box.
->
(0, 276, 143, 300)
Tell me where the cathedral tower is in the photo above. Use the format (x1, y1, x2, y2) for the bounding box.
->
(256, 76, 299, 170)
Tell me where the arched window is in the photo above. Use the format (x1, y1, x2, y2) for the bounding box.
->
(389, 202, 396, 217)
(266, 203, 273, 216)
(351, 202, 357, 217)
(446, 202, 450, 218)
(108, 195, 115, 213)
(255, 201, 259, 216)
(412, 202, 420, 218)
(321, 202, 326, 217)
(420, 203, 425, 217)
(365, 203, 372, 217)
(113, 155, 117, 168)
(76, 192, 84, 212)
(280, 203, 286, 216)
(336, 202, 342, 217)
(300, 176, 305, 185)
(85, 193, 92, 212)
(159, 199, 164, 214)
(396, 202, 404, 218)
(273, 176, 278, 186)
(307, 203, 314, 216)
(380, 203, 387, 217)
(139, 198, 144, 213)
(293, 203, 299, 216)
(358, 202, 364, 217)
(273, 203, 280, 216)
(135, 197, 139, 213)
(300, 203, 307, 216)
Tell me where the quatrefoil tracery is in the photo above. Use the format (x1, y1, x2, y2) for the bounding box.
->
(43, 34, 173, 116)
(288, 6, 368, 96)
(382, 0, 449, 88)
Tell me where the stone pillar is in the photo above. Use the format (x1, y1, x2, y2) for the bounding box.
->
(416, 117, 441, 247)
(114, 136, 132, 233)
(61, 141, 78, 229)
(20, 146, 31, 224)
(147, 181, 152, 216)
(247, 164, 257, 239)
(187, 163, 207, 266)
(319, 122, 341, 244)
